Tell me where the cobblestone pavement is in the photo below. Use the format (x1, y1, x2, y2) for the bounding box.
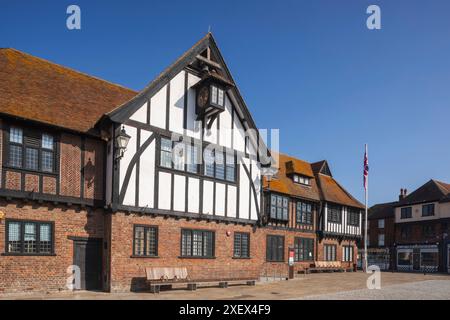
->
(1, 272, 449, 300)
(301, 280, 450, 300)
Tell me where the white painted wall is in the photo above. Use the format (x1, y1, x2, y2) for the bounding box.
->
(158, 171, 171, 210)
(138, 130, 155, 208)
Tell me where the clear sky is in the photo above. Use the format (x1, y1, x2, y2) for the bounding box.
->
(1, 0, 450, 205)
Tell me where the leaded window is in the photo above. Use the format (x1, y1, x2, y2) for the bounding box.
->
(324, 244, 337, 261)
(203, 148, 236, 182)
(6, 220, 53, 255)
(294, 238, 314, 261)
(342, 246, 354, 262)
(133, 225, 158, 257)
(266, 235, 284, 262)
(347, 208, 360, 226)
(270, 194, 289, 221)
(234, 232, 250, 258)
(296, 201, 313, 224)
(160, 137, 173, 168)
(328, 204, 342, 223)
(181, 229, 215, 258)
(7, 127, 56, 173)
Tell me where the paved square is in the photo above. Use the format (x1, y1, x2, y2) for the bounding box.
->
(1, 272, 449, 300)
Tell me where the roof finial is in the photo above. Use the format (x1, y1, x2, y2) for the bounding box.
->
(208, 25, 212, 34)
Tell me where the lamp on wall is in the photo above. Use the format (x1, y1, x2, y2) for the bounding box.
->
(115, 126, 131, 161)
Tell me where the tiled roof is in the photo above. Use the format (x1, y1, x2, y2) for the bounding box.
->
(263, 152, 364, 209)
(262, 153, 321, 202)
(397, 179, 450, 206)
(368, 201, 397, 220)
(0, 48, 137, 134)
(315, 174, 365, 209)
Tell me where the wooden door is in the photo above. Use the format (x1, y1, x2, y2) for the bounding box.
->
(73, 239, 103, 290)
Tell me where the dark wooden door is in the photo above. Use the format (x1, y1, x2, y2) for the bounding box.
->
(73, 239, 103, 291)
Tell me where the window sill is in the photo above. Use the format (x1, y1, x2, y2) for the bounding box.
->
(2, 253, 56, 257)
(3, 165, 58, 176)
(178, 256, 216, 260)
(266, 260, 285, 263)
(232, 256, 251, 260)
(130, 255, 159, 259)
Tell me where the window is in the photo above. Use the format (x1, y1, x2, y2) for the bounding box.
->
(186, 143, 199, 173)
(378, 234, 385, 246)
(6, 220, 53, 255)
(8, 127, 55, 173)
(203, 148, 236, 182)
(328, 204, 342, 223)
(296, 201, 313, 224)
(293, 175, 311, 186)
(401, 207, 412, 219)
(378, 219, 385, 229)
(324, 244, 337, 261)
(133, 226, 158, 257)
(160, 138, 173, 169)
(422, 225, 434, 238)
(160, 137, 201, 174)
(294, 238, 314, 261)
(211, 85, 225, 107)
(181, 229, 215, 258)
(347, 208, 360, 226)
(422, 204, 435, 217)
(266, 235, 284, 262)
(398, 252, 412, 266)
(270, 194, 289, 221)
(342, 246, 354, 262)
(400, 226, 410, 240)
(233, 232, 250, 258)
(225, 154, 235, 182)
(421, 252, 438, 267)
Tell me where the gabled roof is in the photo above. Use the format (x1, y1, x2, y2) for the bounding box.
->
(315, 173, 365, 209)
(262, 153, 321, 202)
(0, 48, 137, 134)
(397, 179, 450, 206)
(104, 33, 260, 137)
(368, 201, 397, 220)
(311, 160, 332, 177)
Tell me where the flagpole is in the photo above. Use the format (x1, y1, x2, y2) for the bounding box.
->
(364, 144, 369, 273)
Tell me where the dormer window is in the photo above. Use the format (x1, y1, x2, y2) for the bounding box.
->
(292, 174, 311, 186)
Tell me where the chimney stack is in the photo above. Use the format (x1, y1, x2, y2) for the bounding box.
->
(399, 188, 408, 201)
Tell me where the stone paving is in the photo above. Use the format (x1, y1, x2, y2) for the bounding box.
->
(1, 272, 449, 300)
(301, 280, 450, 300)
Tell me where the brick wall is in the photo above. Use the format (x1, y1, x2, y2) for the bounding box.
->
(260, 228, 316, 278)
(0, 125, 104, 201)
(0, 200, 105, 294)
(109, 213, 266, 292)
(317, 238, 358, 270)
(368, 217, 395, 248)
(394, 221, 443, 245)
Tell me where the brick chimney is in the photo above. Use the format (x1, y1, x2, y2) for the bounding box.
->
(399, 188, 408, 201)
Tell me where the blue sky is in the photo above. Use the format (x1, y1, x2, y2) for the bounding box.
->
(1, 0, 450, 205)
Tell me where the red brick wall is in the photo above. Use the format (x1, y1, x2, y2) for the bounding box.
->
(368, 217, 395, 248)
(394, 221, 442, 245)
(317, 238, 358, 270)
(0, 200, 105, 294)
(109, 213, 266, 292)
(59, 133, 82, 198)
(260, 228, 316, 278)
(84, 138, 104, 200)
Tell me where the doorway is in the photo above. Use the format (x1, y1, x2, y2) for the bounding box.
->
(73, 238, 103, 291)
(447, 245, 450, 274)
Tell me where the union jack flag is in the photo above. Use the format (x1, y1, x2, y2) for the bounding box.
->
(363, 145, 369, 190)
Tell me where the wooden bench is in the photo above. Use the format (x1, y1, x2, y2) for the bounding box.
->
(306, 261, 345, 273)
(145, 267, 257, 293)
